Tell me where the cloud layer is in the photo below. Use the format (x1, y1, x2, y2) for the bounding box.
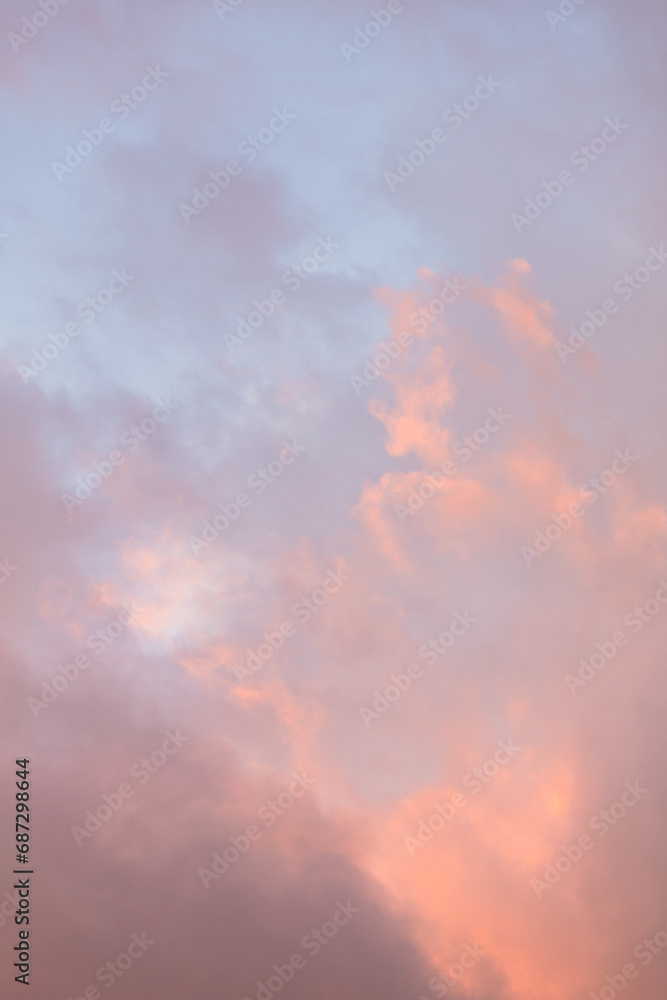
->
(2, 1, 667, 998)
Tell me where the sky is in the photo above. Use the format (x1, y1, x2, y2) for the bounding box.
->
(1, 0, 667, 998)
